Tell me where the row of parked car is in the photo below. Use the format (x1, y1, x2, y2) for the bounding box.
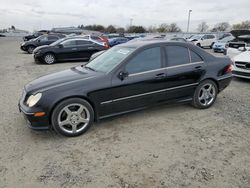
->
(20, 31, 250, 79)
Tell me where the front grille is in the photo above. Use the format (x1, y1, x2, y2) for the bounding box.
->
(235, 61, 250, 70)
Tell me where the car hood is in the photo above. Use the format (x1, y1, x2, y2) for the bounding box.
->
(25, 66, 101, 93)
(233, 51, 250, 62)
(33, 45, 50, 53)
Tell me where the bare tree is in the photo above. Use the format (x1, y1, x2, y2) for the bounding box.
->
(168, 23, 181, 32)
(157, 23, 169, 33)
(197, 22, 209, 32)
(232, 20, 250, 30)
(211, 22, 230, 32)
(148, 25, 157, 33)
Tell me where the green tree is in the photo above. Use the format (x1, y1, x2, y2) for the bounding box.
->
(127, 26, 146, 33)
(116, 27, 125, 33)
(105, 25, 117, 33)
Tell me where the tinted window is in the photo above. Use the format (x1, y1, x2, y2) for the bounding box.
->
(91, 36, 101, 41)
(61, 40, 76, 47)
(48, 36, 59, 41)
(126, 47, 161, 74)
(165, 46, 190, 67)
(76, 40, 93, 45)
(38, 35, 48, 42)
(190, 50, 203, 62)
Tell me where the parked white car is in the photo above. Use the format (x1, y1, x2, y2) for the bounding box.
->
(188, 34, 216, 48)
(232, 50, 250, 79)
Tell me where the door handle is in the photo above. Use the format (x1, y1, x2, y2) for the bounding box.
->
(72, 48, 77, 50)
(155, 73, 166, 79)
(88, 47, 94, 49)
(194, 66, 202, 72)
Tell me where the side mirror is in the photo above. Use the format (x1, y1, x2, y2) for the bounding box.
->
(201, 38, 204, 40)
(118, 71, 128, 81)
(238, 47, 246, 52)
(58, 44, 63, 48)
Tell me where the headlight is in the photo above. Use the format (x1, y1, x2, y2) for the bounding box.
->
(26, 93, 42, 107)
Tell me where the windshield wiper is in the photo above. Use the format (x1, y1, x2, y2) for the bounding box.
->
(84, 65, 97, 72)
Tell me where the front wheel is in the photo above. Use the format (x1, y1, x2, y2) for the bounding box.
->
(51, 98, 94, 137)
(27, 46, 35, 54)
(192, 80, 218, 109)
(43, 53, 56, 64)
(196, 43, 201, 47)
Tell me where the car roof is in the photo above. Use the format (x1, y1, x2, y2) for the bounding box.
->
(119, 40, 190, 48)
(119, 40, 216, 60)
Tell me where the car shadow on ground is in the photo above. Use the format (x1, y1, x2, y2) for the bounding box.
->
(25, 103, 193, 139)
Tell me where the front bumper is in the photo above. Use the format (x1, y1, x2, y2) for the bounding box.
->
(18, 100, 50, 130)
(232, 66, 250, 79)
(20, 46, 27, 52)
(33, 52, 44, 63)
(213, 47, 224, 52)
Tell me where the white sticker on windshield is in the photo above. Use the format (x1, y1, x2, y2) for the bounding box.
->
(117, 49, 130, 55)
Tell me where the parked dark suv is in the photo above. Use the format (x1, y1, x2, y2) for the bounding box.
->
(20, 34, 65, 54)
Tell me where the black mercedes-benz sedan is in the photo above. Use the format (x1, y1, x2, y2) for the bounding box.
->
(33, 37, 108, 64)
(18, 41, 233, 137)
(20, 34, 65, 54)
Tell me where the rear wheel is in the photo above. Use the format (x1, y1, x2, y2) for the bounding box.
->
(51, 98, 94, 137)
(43, 53, 56, 64)
(192, 80, 218, 109)
(27, 46, 35, 54)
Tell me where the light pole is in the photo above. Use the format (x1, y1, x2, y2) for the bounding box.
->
(130, 18, 133, 27)
(187, 10, 192, 32)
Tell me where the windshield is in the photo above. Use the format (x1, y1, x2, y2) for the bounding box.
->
(190, 35, 202, 40)
(220, 36, 235, 42)
(85, 46, 136, 73)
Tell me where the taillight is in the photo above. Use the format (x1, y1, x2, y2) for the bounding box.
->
(104, 42, 109, 49)
(225, 63, 233, 73)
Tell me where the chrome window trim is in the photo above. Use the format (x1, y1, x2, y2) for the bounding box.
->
(217, 75, 233, 81)
(128, 61, 204, 77)
(100, 83, 198, 105)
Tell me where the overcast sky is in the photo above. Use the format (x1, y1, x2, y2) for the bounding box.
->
(0, 0, 250, 32)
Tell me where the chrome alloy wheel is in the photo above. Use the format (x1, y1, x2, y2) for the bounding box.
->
(44, 54, 55, 64)
(57, 103, 90, 134)
(198, 83, 216, 106)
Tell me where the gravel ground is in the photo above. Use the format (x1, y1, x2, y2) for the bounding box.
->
(0, 37, 249, 188)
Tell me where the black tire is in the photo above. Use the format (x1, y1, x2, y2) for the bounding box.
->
(196, 43, 201, 47)
(51, 98, 94, 137)
(192, 80, 218, 109)
(43, 53, 56, 64)
(27, 46, 35, 54)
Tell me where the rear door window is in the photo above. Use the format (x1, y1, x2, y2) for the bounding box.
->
(165, 46, 190, 67)
(190, 50, 203, 62)
(61, 40, 76, 47)
(76, 40, 93, 46)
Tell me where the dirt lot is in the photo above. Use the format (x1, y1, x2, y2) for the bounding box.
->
(0, 37, 249, 188)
